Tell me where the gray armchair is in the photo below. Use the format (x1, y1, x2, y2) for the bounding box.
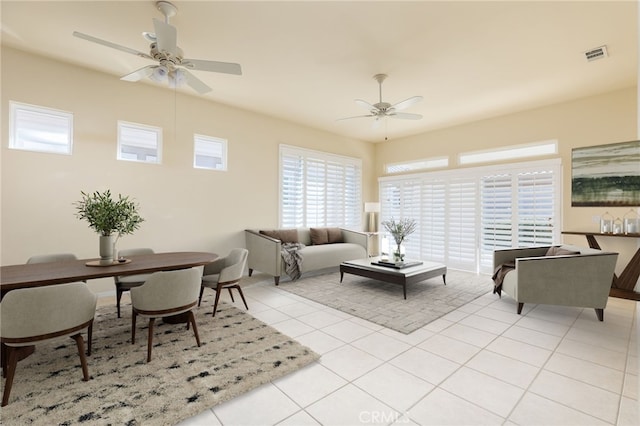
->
(493, 244, 618, 321)
(114, 248, 154, 318)
(198, 248, 249, 317)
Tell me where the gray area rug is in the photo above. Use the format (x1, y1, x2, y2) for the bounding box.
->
(0, 297, 319, 425)
(279, 269, 493, 334)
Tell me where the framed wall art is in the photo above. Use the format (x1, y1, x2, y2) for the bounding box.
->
(571, 140, 640, 207)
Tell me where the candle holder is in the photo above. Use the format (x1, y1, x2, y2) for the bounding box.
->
(600, 212, 613, 234)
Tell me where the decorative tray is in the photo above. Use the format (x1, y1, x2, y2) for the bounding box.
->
(371, 260, 423, 269)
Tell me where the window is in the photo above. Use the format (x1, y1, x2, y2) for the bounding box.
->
(380, 159, 561, 273)
(280, 145, 362, 229)
(194, 134, 227, 170)
(117, 121, 162, 164)
(459, 140, 557, 165)
(9, 101, 73, 155)
(386, 156, 449, 174)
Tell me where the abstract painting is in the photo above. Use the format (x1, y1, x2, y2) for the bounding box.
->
(572, 140, 640, 206)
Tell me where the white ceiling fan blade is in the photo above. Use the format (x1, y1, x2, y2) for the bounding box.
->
(355, 99, 378, 111)
(182, 69, 212, 94)
(120, 65, 156, 82)
(389, 112, 423, 120)
(336, 114, 375, 121)
(72, 31, 153, 60)
(152, 18, 177, 56)
(181, 59, 242, 75)
(391, 96, 423, 111)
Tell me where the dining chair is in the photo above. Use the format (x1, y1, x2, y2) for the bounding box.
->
(0, 282, 97, 406)
(130, 267, 202, 362)
(113, 248, 154, 318)
(26, 253, 78, 263)
(198, 248, 249, 317)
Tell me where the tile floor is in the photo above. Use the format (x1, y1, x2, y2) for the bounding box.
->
(148, 271, 637, 426)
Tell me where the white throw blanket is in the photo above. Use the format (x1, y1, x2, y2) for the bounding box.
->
(281, 243, 305, 280)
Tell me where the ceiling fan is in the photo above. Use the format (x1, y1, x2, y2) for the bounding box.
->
(72, 1, 242, 94)
(338, 74, 423, 128)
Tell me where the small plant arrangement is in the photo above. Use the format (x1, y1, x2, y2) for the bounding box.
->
(75, 190, 144, 258)
(381, 217, 417, 261)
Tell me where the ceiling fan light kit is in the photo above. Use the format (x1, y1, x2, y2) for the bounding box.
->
(338, 74, 423, 126)
(72, 1, 242, 94)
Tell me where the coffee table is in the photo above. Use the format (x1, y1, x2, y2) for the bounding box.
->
(340, 257, 447, 299)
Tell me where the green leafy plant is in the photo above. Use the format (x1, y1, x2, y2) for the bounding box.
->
(382, 217, 417, 260)
(75, 190, 144, 238)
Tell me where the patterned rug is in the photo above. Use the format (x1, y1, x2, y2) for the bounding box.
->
(278, 269, 493, 334)
(0, 297, 319, 425)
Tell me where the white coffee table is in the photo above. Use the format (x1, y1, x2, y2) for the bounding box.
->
(339, 257, 447, 299)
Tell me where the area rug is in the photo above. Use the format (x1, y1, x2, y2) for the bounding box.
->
(0, 297, 319, 425)
(278, 269, 493, 334)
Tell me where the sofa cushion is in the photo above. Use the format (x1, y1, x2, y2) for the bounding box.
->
(310, 227, 329, 245)
(546, 246, 580, 256)
(260, 229, 299, 243)
(327, 227, 344, 243)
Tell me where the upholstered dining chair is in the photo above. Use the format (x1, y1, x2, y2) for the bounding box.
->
(26, 253, 78, 264)
(113, 248, 154, 318)
(198, 248, 249, 317)
(0, 282, 97, 406)
(130, 267, 202, 362)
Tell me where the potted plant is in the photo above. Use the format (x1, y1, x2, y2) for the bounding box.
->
(75, 190, 144, 264)
(381, 217, 417, 262)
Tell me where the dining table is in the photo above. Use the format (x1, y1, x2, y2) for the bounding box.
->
(0, 251, 218, 371)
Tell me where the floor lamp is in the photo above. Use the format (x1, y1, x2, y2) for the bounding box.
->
(364, 202, 380, 233)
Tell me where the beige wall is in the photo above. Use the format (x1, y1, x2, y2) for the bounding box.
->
(2, 46, 638, 294)
(376, 88, 639, 279)
(1, 47, 375, 293)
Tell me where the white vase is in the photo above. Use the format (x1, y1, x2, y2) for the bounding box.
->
(99, 235, 115, 265)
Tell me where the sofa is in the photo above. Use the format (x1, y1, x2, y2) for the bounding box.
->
(493, 244, 618, 321)
(245, 227, 368, 285)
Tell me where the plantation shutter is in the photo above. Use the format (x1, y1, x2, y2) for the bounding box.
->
(280, 145, 362, 229)
(517, 170, 555, 247)
(421, 180, 447, 262)
(480, 174, 513, 272)
(447, 178, 478, 271)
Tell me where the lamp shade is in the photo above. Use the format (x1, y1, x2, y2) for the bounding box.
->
(364, 202, 380, 213)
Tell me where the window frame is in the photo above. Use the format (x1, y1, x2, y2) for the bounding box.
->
(9, 101, 74, 155)
(117, 120, 163, 164)
(193, 134, 228, 171)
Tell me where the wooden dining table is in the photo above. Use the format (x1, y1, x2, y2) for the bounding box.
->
(0, 251, 218, 296)
(0, 251, 218, 372)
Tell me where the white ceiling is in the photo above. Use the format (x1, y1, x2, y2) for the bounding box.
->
(1, 1, 637, 143)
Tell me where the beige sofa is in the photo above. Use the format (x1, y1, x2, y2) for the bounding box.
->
(493, 244, 618, 321)
(245, 228, 368, 285)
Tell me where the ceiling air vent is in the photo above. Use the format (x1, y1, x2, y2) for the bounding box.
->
(584, 45, 608, 62)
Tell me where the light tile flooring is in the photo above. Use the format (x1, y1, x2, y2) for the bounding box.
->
(121, 272, 638, 426)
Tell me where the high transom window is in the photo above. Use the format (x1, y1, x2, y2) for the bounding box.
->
(117, 121, 162, 164)
(9, 101, 73, 155)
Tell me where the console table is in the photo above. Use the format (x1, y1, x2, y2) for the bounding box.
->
(562, 231, 640, 301)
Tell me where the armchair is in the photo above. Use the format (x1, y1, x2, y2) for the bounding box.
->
(493, 244, 618, 321)
(198, 248, 249, 317)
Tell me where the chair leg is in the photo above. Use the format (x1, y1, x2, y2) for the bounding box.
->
(87, 322, 93, 356)
(2, 346, 18, 406)
(248, 268, 253, 277)
(71, 334, 90, 381)
(517, 303, 524, 315)
(234, 285, 249, 311)
(116, 288, 123, 318)
(212, 284, 224, 317)
(227, 287, 236, 302)
(188, 310, 201, 347)
(198, 285, 205, 307)
(147, 318, 156, 362)
(595, 308, 604, 321)
(131, 310, 137, 344)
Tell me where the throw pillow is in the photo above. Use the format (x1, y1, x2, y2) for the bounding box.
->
(545, 246, 580, 256)
(327, 227, 344, 244)
(310, 228, 329, 245)
(260, 229, 299, 243)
